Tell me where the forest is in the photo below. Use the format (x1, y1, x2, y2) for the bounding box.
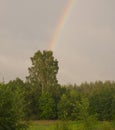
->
(0, 50, 115, 130)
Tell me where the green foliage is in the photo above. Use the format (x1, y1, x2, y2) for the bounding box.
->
(89, 84, 114, 120)
(58, 90, 79, 120)
(24, 82, 40, 120)
(26, 50, 59, 94)
(0, 81, 27, 130)
(39, 92, 56, 119)
(111, 93, 115, 120)
(1, 49, 115, 126)
(78, 97, 97, 130)
(25, 50, 60, 119)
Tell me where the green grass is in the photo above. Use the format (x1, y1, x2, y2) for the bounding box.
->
(28, 120, 56, 130)
(27, 120, 115, 130)
(28, 124, 55, 130)
(29, 125, 54, 130)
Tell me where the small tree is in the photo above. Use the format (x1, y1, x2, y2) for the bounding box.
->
(89, 86, 114, 121)
(58, 90, 79, 120)
(0, 83, 27, 130)
(78, 97, 97, 130)
(39, 92, 56, 119)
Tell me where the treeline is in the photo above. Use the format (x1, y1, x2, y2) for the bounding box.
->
(0, 50, 115, 129)
(1, 79, 115, 121)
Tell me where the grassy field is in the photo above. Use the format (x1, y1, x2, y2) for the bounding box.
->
(28, 120, 57, 130)
(27, 120, 115, 130)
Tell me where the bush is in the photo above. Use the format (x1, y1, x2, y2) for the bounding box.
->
(39, 92, 56, 119)
(0, 83, 27, 130)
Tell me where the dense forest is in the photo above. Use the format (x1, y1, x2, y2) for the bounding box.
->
(0, 50, 115, 129)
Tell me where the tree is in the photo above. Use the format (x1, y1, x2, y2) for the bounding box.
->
(78, 97, 97, 130)
(24, 82, 40, 120)
(25, 50, 59, 119)
(39, 92, 56, 119)
(89, 84, 114, 121)
(58, 90, 79, 120)
(0, 82, 27, 130)
(26, 50, 59, 94)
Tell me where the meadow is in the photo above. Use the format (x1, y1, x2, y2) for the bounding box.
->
(28, 120, 115, 130)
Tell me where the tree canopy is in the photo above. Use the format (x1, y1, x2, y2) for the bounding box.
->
(26, 50, 59, 94)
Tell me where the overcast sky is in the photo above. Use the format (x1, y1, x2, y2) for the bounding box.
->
(0, 0, 115, 84)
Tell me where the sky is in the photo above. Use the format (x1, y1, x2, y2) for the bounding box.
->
(0, 0, 115, 84)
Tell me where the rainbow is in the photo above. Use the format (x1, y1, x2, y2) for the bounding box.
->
(48, 0, 76, 50)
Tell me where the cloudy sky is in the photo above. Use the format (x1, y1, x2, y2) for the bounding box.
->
(0, 0, 115, 84)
